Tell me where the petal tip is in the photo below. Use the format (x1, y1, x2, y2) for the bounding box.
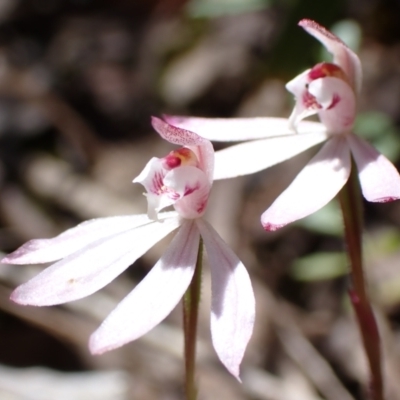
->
(222, 362, 241, 381)
(262, 222, 286, 232)
(232, 370, 242, 383)
(372, 196, 400, 203)
(1, 249, 29, 264)
(89, 329, 123, 355)
(150, 115, 162, 128)
(88, 333, 108, 355)
(10, 288, 29, 305)
(298, 18, 313, 27)
(1, 256, 12, 264)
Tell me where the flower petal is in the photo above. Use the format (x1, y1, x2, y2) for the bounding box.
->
(347, 134, 400, 202)
(309, 77, 356, 133)
(164, 166, 210, 219)
(299, 19, 362, 94)
(196, 219, 255, 380)
(152, 116, 207, 146)
(286, 69, 321, 129)
(152, 116, 215, 184)
(262, 136, 351, 230)
(164, 115, 323, 141)
(1, 214, 154, 265)
(89, 219, 200, 353)
(10, 216, 181, 306)
(213, 129, 328, 180)
(133, 157, 176, 219)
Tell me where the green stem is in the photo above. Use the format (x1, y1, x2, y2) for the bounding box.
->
(338, 160, 383, 400)
(183, 238, 203, 400)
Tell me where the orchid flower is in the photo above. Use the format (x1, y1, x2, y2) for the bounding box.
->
(1, 117, 255, 379)
(165, 19, 400, 231)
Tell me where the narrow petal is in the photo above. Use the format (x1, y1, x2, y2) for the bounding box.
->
(347, 134, 400, 202)
(262, 136, 351, 230)
(10, 216, 181, 306)
(151, 116, 207, 146)
(89, 220, 200, 353)
(1, 214, 153, 265)
(164, 115, 323, 141)
(196, 219, 255, 380)
(213, 130, 328, 180)
(299, 19, 362, 94)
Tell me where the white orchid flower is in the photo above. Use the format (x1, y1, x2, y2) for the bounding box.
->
(165, 19, 400, 231)
(1, 117, 255, 379)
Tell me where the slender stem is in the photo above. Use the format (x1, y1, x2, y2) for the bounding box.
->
(183, 238, 203, 400)
(338, 160, 383, 400)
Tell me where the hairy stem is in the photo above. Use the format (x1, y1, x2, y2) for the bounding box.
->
(183, 238, 203, 400)
(338, 161, 383, 400)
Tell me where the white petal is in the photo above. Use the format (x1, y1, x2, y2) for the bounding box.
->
(10, 216, 181, 306)
(299, 19, 362, 94)
(193, 139, 215, 186)
(132, 157, 175, 219)
(132, 157, 165, 191)
(213, 130, 328, 180)
(89, 220, 200, 353)
(196, 219, 255, 380)
(164, 166, 210, 219)
(309, 77, 356, 133)
(286, 70, 322, 129)
(2, 214, 153, 264)
(286, 69, 311, 97)
(164, 115, 322, 141)
(261, 136, 351, 230)
(347, 134, 400, 202)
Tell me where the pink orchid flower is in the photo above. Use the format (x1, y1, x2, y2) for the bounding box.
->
(1, 117, 255, 379)
(165, 19, 400, 231)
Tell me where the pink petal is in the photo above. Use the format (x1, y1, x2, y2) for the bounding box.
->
(347, 134, 400, 202)
(1, 214, 152, 265)
(89, 219, 200, 353)
(308, 77, 356, 133)
(152, 116, 207, 146)
(164, 115, 322, 141)
(262, 136, 351, 230)
(164, 166, 210, 219)
(196, 219, 255, 380)
(213, 129, 328, 180)
(10, 216, 181, 306)
(152, 116, 215, 184)
(299, 19, 362, 94)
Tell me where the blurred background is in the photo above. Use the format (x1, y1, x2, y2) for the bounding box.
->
(1, 0, 400, 399)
